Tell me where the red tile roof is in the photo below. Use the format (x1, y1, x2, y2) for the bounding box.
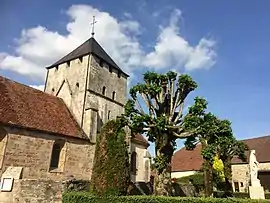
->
(0, 76, 87, 139)
(171, 144, 203, 172)
(232, 135, 270, 164)
(171, 135, 270, 172)
(132, 133, 149, 148)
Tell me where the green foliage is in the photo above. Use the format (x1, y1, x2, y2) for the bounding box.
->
(177, 173, 205, 194)
(63, 192, 270, 203)
(90, 119, 130, 196)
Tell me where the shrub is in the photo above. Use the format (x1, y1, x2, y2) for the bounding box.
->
(177, 172, 204, 194)
(63, 192, 270, 203)
(90, 119, 130, 196)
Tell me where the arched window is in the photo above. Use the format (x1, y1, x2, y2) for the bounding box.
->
(112, 91, 116, 100)
(102, 86, 106, 95)
(50, 141, 64, 169)
(130, 152, 137, 175)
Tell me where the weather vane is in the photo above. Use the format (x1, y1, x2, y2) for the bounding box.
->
(91, 16, 97, 37)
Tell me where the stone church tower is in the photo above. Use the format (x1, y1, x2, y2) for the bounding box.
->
(44, 37, 128, 142)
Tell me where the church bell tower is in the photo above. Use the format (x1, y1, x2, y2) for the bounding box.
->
(44, 34, 129, 142)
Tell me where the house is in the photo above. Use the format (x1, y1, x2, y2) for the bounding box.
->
(0, 36, 151, 199)
(171, 136, 270, 192)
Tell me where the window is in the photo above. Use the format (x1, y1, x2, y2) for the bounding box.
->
(76, 82, 79, 88)
(234, 182, 239, 192)
(55, 65, 59, 71)
(118, 71, 121, 78)
(112, 91, 116, 100)
(67, 61, 70, 67)
(99, 59, 104, 67)
(109, 66, 112, 73)
(240, 182, 244, 187)
(107, 110, 111, 120)
(79, 57, 83, 63)
(102, 86, 106, 95)
(130, 152, 137, 175)
(52, 88, 55, 92)
(49, 141, 65, 170)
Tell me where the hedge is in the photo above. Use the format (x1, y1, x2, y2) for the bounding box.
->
(63, 192, 270, 203)
(214, 191, 270, 199)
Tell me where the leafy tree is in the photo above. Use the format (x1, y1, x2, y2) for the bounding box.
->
(184, 101, 248, 197)
(212, 154, 225, 189)
(122, 71, 200, 196)
(184, 98, 233, 197)
(91, 119, 130, 196)
(216, 135, 248, 196)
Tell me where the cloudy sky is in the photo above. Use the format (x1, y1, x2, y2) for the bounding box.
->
(1, 0, 270, 155)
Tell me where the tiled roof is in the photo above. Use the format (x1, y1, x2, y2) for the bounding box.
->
(46, 37, 128, 77)
(0, 76, 87, 139)
(132, 133, 149, 148)
(171, 136, 270, 172)
(232, 135, 270, 164)
(171, 144, 203, 172)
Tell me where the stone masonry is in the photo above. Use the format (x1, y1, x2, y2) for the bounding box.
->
(0, 126, 95, 181)
(232, 162, 270, 192)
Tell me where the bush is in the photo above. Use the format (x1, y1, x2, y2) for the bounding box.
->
(90, 119, 130, 196)
(177, 173, 204, 194)
(63, 192, 270, 203)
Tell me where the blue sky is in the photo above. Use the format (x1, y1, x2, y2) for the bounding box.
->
(1, 0, 270, 156)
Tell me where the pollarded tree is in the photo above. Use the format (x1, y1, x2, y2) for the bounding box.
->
(123, 71, 201, 196)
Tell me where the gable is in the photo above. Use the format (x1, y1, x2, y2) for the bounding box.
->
(0, 76, 87, 139)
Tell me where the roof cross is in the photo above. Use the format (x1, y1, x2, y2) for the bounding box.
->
(91, 16, 97, 38)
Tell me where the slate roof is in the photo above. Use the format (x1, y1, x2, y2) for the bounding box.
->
(132, 133, 149, 148)
(46, 37, 129, 77)
(171, 135, 270, 172)
(0, 76, 87, 140)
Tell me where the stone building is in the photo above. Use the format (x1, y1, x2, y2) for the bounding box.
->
(171, 136, 270, 192)
(0, 37, 150, 201)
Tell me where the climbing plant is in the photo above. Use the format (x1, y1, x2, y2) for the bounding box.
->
(91, 119, 130, 196)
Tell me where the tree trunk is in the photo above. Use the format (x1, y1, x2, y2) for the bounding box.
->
(204, 161, 213, 197)
(223, 159, 233, 197)
(154, 145, 173, 196)
(154, 163, 172, 196)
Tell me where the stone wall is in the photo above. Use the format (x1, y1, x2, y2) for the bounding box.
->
(130, 142, 151, 183)
(45, 55, 90, 126)
(232, 162, 270, 192)
(0, 126, 95, 181)
(0, 179, 63, 203)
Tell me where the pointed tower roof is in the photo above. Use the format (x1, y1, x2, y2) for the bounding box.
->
(46, 37, 129, 77)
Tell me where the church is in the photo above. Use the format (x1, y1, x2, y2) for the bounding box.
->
(0, 36, 151, 187)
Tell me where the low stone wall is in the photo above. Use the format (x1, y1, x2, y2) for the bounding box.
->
(0, 179, 63, 203)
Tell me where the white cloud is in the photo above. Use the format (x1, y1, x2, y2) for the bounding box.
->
(143, 9, 216, 71)
(0, 5, 216, 85)
(30, 85, 45, 91)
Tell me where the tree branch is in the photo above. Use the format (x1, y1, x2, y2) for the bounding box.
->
(173, 102, 184, 124)
(173, 131, 193, 138)
(135, 99, 145, 115)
